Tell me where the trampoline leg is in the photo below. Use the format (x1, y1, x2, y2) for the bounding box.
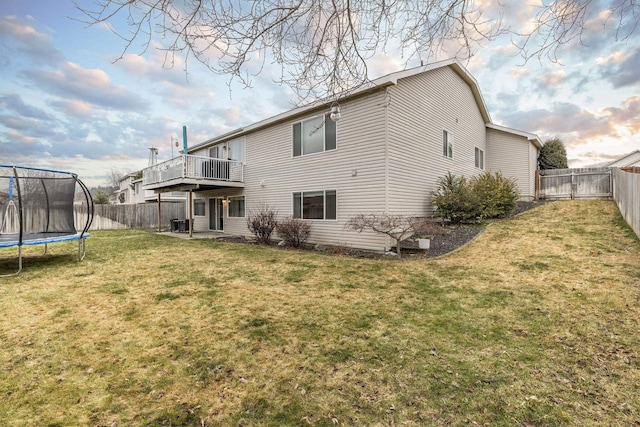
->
(0, 246, 23, 277)
(42, 243, 48, 256)
(18, 246, 22, 274)
(78, 238, 87, 261)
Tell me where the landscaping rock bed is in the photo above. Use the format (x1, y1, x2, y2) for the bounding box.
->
(215, 201, 549, 259)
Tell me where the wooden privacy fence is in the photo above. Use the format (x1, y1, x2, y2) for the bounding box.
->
(537, 168, 612, 200)
(612, 168, 640, 239)
(75, 203, 185, 231)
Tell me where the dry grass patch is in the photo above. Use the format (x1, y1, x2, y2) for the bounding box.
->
(1, 201, 639, 426)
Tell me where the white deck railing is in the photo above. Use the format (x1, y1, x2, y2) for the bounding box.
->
(143, 155, 244, 186)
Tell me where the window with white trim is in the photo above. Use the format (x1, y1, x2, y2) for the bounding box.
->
(194, 199, 205, 216)
(293, 114, 337, 156)
(443, 130, 453, 158)
(293, 190, 336, 220)
(475, 147, 484, 169)
(228, 196, 245, 218)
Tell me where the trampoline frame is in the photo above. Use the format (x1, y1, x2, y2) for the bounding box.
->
(0, 165, 94, 277)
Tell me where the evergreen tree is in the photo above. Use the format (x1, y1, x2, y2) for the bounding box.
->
(93, 190, 110, 205)
(538, 138, 568, 170)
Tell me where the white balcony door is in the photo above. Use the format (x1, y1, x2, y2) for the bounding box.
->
(209, 145, 226, 159)
(209, 198, 224, 231)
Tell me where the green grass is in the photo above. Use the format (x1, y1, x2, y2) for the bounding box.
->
(1, 201, 639, 426)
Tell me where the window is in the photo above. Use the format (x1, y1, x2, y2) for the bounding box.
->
(475, 147, 484, 169)
(228, 138, 246, 163)
(443, 130, 453, 158)
(293, 190, 336, 220)
(293, 114, 337, 156)
(228, 196, 245, 218)
(194, 199, 205, 216)
(209, 144, 225, 159)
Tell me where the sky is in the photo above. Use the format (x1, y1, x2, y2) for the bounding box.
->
(1, 0, 639, 187)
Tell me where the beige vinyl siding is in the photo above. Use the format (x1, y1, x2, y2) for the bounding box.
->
(486, 127, 537, 200)
(193, 90, 390, 251)
(191, 188, 245, 233)
(192, 147, 208, 157)
(182, 62, 539, 250)
(386, 67, 487, 215)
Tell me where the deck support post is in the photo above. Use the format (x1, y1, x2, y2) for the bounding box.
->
(157, 193, 162, 232)
(189, 190, 193, 238)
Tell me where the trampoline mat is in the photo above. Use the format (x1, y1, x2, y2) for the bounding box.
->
(0, 232, 88, 248)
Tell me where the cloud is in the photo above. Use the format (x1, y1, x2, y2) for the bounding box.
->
(24, 62, 147, 110)
(602, 95, 640, 133)
(48, 99, 95, 118)
(0, 16, 64, 66)
(598, 48, 640, 88)
(117, 50, 190, 87)
(0, 114, 58, 139)
(0, 128, 50, 159)
(499, 101, 612, 144)
(0, 93, 53, 120)
(532, 70, 570, 96)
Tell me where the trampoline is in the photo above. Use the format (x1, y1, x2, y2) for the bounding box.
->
(0, 165, 94, 277)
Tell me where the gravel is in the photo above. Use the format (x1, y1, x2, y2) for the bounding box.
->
(216, 201, 550, 259)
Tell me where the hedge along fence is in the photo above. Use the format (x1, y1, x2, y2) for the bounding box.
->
(613, 168, 640, 240)
(75, 203, 186, 231)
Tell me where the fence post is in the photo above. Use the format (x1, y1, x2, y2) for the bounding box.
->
(535, 169, 540, 200)
(157, 193, 161, 232)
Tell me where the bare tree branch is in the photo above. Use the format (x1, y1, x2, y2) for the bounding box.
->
(73, 0, 640, 101)
(346, 213, 421, 256)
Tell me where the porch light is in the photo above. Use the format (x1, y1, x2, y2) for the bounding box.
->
(330, 103, 341, 122)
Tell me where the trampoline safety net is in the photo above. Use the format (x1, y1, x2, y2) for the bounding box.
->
(0, 164, 94, 276)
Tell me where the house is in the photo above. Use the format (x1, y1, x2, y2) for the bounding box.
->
(607, 150, 640, 169)
(113, 173, 142, 204)
(143, 58, 542, 251)
(116, 172, 186, 205)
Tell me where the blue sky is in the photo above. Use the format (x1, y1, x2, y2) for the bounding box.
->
(1, 0, 639, 187)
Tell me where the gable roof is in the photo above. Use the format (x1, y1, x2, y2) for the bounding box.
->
(607, 149, 640, 167)
(486, 123, 543, 150)
(190, 59, 495, 152)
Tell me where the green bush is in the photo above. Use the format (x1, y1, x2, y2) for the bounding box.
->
(470, 171, 520, 219)
(432, 172, 479, 223)
(433, 171, 520, 222)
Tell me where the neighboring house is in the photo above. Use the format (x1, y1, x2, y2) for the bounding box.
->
(143, 58, 542, 251)
(113, 173, 142, 204)
(118, 172, 186, 205)
(607, 150, 640, 169)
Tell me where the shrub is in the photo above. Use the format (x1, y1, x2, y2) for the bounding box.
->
(432, 172, 478, 223)
(276, 217, 311, 248)
(470, 171, 520, 219)
(432, 171, 520, 222)
(345, 213, 419, 257)
(246, 204, 278, 245)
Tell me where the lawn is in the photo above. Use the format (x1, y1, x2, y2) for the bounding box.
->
(1, 200, 639, 426)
